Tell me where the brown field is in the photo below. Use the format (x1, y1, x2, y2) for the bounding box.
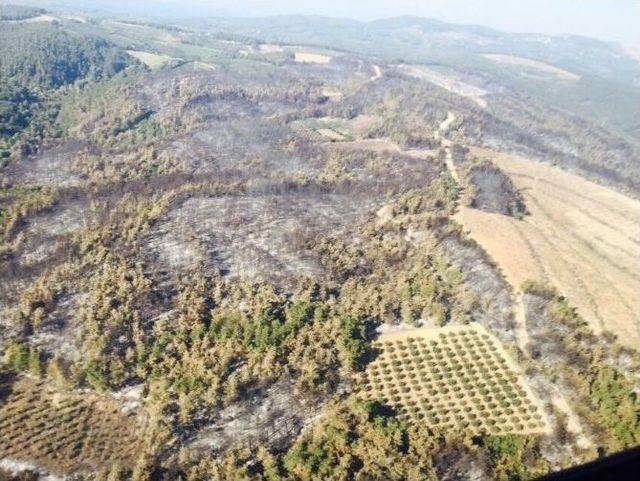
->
(0, 376, 145, 475)
(294, 52, 331, 64)
(454, 147, 640, 347)
(483, 54, 580, 80)
(259, 44, 284, 53)
(294, 115, 381, 143)
(354, 325, 549, 435)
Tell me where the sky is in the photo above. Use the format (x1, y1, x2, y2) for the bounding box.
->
(17, 0, 640, 48)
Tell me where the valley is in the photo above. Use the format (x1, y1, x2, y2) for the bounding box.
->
(0, 4, 639, 481)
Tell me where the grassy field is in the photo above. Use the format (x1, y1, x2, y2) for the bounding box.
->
(126, 50, 181, 69)
(354, 324, 548, 435)
(455, 147, 640, 347)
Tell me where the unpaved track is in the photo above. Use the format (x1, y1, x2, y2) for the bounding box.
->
(436, 112, 460, 182)
(455, 147, 640, 347)
(437, 113, 528, 350)
(370, 64, 382, 81)
(435, 113, 600, 443)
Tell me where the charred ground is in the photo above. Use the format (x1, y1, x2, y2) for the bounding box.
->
(0, 9, 639, 481)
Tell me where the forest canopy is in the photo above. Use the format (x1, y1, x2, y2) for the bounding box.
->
(0, 24, 134, 89)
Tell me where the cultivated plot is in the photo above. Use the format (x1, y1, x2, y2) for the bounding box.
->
(455, 147, 640, 347)
(0, 377, 144, 474)
(355, 324, 549, 435)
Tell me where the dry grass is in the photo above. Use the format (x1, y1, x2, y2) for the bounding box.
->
(454, 147, 640, 347)
(0, 376, 145, 475)
(321, 87, 343, 101)
(294, 52, 331, 64)
(354, 325, 549, 435)
(483, 54, 580, 80)
(259, 44, 284, 54)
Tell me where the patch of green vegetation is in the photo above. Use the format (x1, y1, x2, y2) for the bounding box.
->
(296, 117, 355, 140)
(589, 366, 640, 448)
(2, 342, 42, 376)
(0, 80, 39, 137)
(482, 434, 548, 481)
(0, 24, 134, 89)
(283, 401, 410, 481)
(0, 78, 60, 157)
(526, 283, 640, 453)
(87, 20, 242, 67)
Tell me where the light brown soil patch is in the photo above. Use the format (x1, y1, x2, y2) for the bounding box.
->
(483, 54, 580, 80)
(330, 139, 398, 152)
(294, 52, 331, 64)
(321, 88, 343, 101)
(371, 64, 382, 81)
(454, 147, 640, 347)
(399, 65, 488, 108)
(259, 44, 284, 53)
(355, 324, 549, 435)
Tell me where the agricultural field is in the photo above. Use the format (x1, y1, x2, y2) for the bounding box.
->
(454, 147, 640, 348)
(354, 325, 549, 435)
(0, 376, 144, 475)
(1, 7, 640, 480)
(482, 54, 581, 80)
(126, 50, 181, 69)
(292, 115, 380, 143)
(294, 51, 331, 63)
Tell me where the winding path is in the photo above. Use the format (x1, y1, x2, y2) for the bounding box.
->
(436, 111, 531, 351)
(435, 112, 594, 445)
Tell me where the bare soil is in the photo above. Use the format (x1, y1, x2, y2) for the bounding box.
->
(454, 147, 640, 347)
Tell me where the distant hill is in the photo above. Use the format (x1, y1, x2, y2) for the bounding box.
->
(193, 15, 640, 143)
(0, 23, 133, 89)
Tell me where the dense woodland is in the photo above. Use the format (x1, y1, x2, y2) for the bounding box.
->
(0, 10, 639, 481)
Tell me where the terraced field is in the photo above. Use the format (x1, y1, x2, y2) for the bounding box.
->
(0, 376, 145, 475)
(454, 147, 640, 347)
(354, 325, 549, 435)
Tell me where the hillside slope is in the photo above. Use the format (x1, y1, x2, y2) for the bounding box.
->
(0, 9, 639, 481)
(455, 147, 640, 348)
